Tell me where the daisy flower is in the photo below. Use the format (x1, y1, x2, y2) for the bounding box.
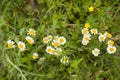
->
(52, 41, 59, 48)
(107, 40, 114, 46)
(91, 29, 98, 35)
(54, 36, 59, 41)
(27, 28, 36, 36)
(88, 6, 94, 12)
(81, 28, 89, 35)
(25, 36, 34, 44)
(83, 35, 91, 41)
(47, 35, 52, 41)
(104, 32, 112, 38)
(58, 36, 66, 45)
(17, 41, 26, 51)
(56, 48, 62, 53)
(32, 53, 39, 60)
(92, 48, 100, 56)
(98, 34, 106, 42)
(46, 46, 53, 54)
(85, 23, 90, 28)
(82, 40, 89, 45)
(51, 48, 57, 55)
(43, 37, 49, 44)
(61, 56, 69, 64)
(107, 46, 116, 54)
(7, 40, 15, 49)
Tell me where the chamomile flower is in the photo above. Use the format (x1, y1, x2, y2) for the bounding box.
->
(7, 40, 15, 49)
(92, 48, 100, 56)
(91, 29, 98, 35)
(56, 48, 62, 53)
(46, 46, 52, 54)
(54, 36, 59, 41)
(51, 48, 57, 55)
(27, 28, 36, 36)
(82, 40, 89, 45)
(107, 40, 114, 46)
(52, 41, 59, 48)
(61, 56, 69, 64)
(47, 35, 52, 41)
(83, 35, 91, 41)
(81, 28, 89, 35)
(58, 36, 66, 45)
(88, 6, 94, 12)
(43, 37, 49, 43)
(85, 23, 90, 28)
(25, 36, 34, 44)
(104, 32, 112, 38)
(17, 41, 26, 51)
(32, 53, 39, 60)
(98, 34, 106, 42)
(107, 46, 116, 54)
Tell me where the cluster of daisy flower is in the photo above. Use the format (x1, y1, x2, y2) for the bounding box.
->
(7, 28, 39, 60)
(81, 23, 117, 56)
(43, 35, 69, 64)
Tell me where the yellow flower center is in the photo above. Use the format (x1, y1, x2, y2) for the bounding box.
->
(85, 37, 89, 41)
(53, 42, 58, 47)
(18, 44, 23, 49)
(47, 48, 51, 53)
(29, 30, 35, 35)
(60, 38, 64, 43)
(93, 30, 97, 34)
(110, 47, 114, 52)
(83, 29, 88, 34)
(85, 23, 90, 28)
(100, 36, 104, 41)
(109, 41, 114, 46)
(27, 39, 32, 44)
(8, 43, 13, 48)
(63, 57, 67, 62)
(51, 49, 56, 55)
(106, 33, 112, 38)
(32, 55, 38, 60)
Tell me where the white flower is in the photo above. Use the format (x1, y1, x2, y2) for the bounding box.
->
(46, 46, 52, 54)
(25, 36, 34, 44)
(50, 48, 57, 55)
(58, 36, 66, 45)
(83, 35, 91, 41)
(81, 28, 89, 35)
(17, 41, 26, 51)
(98, 34, 106, 42)
(53, 36, 59, 41)
(61, 56, 69, 64)
(47, 35, 52, 41)
(104, 32, 112, 38)
(107, 46, 116, 54)
(107, 40, 114, 46)
(92, 48, 100, 56)
(7, 40, 15, 49)
(56, 48, 62, 53)
(82, 40, 89, 45)
(43, 37, 49, 44)
(52, 41, 59, 48)
(32, 53, 39, 60)
(27, 28, 36, 36)
(90, 29, 98, 35)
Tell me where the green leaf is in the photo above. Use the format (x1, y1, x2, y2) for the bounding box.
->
(94, 0, 101, 7)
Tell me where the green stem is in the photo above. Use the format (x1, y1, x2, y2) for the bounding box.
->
(6, 54, 27, 80)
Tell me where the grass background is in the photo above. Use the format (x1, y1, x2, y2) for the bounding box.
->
(0, 0, 120, 80)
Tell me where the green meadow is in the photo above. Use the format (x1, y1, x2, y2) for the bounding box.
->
(0, 0, 120, 80)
